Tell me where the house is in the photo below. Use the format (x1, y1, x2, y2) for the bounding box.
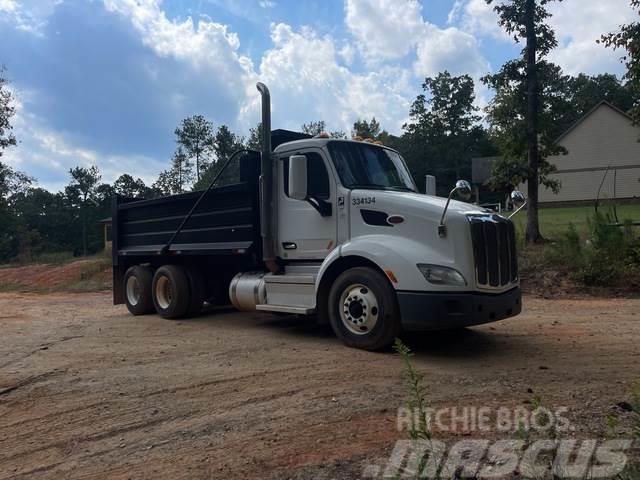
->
(100, 217, 112, 252)
(473, 101, 640, 205)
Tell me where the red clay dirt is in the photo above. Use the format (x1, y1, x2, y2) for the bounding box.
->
(0, 291, 638, 479)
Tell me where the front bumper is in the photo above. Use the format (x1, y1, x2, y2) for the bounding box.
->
(397, 286, 522, 331)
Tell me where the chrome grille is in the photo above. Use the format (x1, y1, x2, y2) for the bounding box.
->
(468, 214, 518, 288)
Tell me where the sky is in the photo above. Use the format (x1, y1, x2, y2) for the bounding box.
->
(0, 0, 636, 192)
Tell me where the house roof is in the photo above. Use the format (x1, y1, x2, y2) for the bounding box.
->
(554, 100, 634, 144)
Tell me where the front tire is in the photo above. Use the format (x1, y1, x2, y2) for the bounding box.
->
(152, 265, 190, 319)
(328, 267, 401, 351)
(124, 266, 155, 315)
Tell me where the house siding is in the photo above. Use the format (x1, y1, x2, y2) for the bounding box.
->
(537, 104, 640, 203)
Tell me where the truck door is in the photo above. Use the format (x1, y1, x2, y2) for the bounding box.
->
(277, 149, 337, 260)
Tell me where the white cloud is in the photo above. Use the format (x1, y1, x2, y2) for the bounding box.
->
(258, 0, 275, 8)
(345, 0, 490, 80)
(548, 0, 636, 76)
(345, 0, 424, 61)
(4, 87, 165, 191)
(241, 23, 413, 134)
(0, 0, 18, 13)
(0, 0, 62, 35)
(103, 0, 254, 103)
(449, 0, 636, 77)
(448, 0, 506, 40)
(414, 24, 491, 79)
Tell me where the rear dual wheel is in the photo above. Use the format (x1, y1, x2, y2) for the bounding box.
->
(124, 265, 204, 319)
(152, 265, 205, 319)
(124, 266, 155, 315)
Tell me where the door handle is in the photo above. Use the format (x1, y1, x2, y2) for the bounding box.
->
(282, 242, 297, 250)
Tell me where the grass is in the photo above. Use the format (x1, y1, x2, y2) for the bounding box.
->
(512, 204, 640, 240)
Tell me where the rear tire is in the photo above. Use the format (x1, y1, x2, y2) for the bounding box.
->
(152, 265, 190, 319)
(328, 267, 401, 351)
(124, 266, 155, 315)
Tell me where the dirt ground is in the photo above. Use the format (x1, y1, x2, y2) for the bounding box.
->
(0, 292, 638, 479)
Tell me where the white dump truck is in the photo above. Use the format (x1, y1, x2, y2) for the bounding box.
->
(112, 83, 524, 350)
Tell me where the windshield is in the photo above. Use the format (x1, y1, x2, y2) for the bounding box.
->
(327, 141, 417, 192)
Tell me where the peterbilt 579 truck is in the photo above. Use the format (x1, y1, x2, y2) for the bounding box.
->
(112, 83, 523, 350)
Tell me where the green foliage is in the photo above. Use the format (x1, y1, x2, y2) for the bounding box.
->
(113, 174, 151, 198)
(393, 339, 430, 442)
(547, 211, 640, 287)
(174, 115, 215, 182)
(301, 120, 326, 136)
(301, 120, 347, 139)
(245, 122, 263, 151)
(193, 125, 244, 191)
(403, 71, 491, 194)
(600, 0, 640, 125)
(0, 66, 17, 156)
(483, 59, 567, 193)
(351, 117, 382, 140)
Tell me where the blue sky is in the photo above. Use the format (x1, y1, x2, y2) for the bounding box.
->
(0, 0, 635, 191)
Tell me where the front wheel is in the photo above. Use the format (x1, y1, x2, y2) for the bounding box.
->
(327, 267, 401, 351)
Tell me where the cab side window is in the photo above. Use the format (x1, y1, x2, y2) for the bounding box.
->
(283, 152, 330, 199)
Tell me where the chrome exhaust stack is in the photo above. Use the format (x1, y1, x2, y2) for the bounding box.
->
(256, 82, 278, 272)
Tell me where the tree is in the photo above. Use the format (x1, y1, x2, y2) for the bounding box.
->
(152, 167, 183, 197)
(404, 71, 482, 188)
(65, 166, 101, 256)
(194, 125, 244, 190)
(0, 161, 33, 261)
(484, 0, 564, 243)
(600, 0, 640, 125)
(0, 67, 17, 157)
(301, 120, 347, 139)
(246, 122, 263, 151)
(301, 120, 326, 136)
(351, 117, 381, 139)
(174, 115, 215, 182)
(113, 174, 150, 198)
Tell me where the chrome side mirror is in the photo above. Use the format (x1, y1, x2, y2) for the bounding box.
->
(455, 180, 472, 201)
(508, 190, 527, 219)
(439, 179, 473, 237)
(288, 155, 308, 201)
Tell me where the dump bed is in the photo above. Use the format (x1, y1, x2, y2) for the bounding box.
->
(112, 152, 261, 262)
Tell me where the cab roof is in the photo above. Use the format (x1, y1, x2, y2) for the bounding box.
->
(274, 137, 396, 154)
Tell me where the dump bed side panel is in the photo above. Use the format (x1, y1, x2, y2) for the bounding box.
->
(112, 152, 261, 260)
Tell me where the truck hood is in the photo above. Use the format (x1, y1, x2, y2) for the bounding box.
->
(351, 189, 489, 219)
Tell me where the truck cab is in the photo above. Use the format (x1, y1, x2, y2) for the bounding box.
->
(114, 83, 521, 351)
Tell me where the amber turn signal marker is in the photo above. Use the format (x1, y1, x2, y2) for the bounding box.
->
(385, 270, 398, 283)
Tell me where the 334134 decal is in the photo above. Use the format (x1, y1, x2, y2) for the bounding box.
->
(352, 197, 376, 206)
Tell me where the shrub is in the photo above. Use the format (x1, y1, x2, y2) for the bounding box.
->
(547, 211, 640, 287)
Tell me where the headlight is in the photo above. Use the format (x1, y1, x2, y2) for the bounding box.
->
(417, 264, 467, 286)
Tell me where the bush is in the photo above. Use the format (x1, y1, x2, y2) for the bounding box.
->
(547, 211, 640, 287)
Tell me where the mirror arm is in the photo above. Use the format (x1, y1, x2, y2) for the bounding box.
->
(438, 187, 458, 237)
(508, 200, 527, 220)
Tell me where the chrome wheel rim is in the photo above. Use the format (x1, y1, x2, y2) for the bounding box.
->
(155, 276, 172, 310)
(126, 276, 141, 306)
(339, 283, 379, 335)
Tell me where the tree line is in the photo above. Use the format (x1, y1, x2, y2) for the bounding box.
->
(0, 0, 639, 262)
